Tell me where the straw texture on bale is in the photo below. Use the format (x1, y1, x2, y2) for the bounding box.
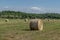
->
(30, 19, 43, 31)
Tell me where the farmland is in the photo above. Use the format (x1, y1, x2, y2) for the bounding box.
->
(0, 18, 60, 40)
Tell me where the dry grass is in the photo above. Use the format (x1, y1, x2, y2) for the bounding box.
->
(0, 18, 60, 40)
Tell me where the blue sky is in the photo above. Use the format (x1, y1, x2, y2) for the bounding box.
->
(0, 0, 60, 13)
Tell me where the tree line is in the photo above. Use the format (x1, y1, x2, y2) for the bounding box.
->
(0, 11, 60, 19)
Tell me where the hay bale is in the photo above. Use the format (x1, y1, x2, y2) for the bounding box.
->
(47, 19, 50, 21)
(24, 19, 28, 22)
(5, 19, 9, 22)
(45, 19, 49, 21)
(29, 19, 43, 31)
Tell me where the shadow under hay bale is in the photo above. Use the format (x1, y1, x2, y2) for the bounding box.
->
(29, 19, 43, 31)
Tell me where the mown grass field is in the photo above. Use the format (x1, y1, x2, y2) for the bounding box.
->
(0, 18, 60, 40)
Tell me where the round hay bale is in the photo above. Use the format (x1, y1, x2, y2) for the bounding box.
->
(29, 19, 43, 31)
(24, 19, 28, 22)
(5, 19, 9, 22)
(44, 19, 49, 22)
(47, 19, 50, 21)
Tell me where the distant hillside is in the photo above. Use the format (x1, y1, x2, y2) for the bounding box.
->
(0, 11, 60, 19)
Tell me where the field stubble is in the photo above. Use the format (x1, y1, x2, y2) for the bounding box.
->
(0, 19, 60, 40)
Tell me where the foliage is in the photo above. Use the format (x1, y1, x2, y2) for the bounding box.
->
(0, 11, 60, 19)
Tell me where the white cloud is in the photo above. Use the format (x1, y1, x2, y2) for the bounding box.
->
(0, 6, 60, 13)
(31, 7, 42, 11)
(29, 6, 47, 13)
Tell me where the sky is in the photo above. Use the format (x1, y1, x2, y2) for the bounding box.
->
(0, 0, 60, 13)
